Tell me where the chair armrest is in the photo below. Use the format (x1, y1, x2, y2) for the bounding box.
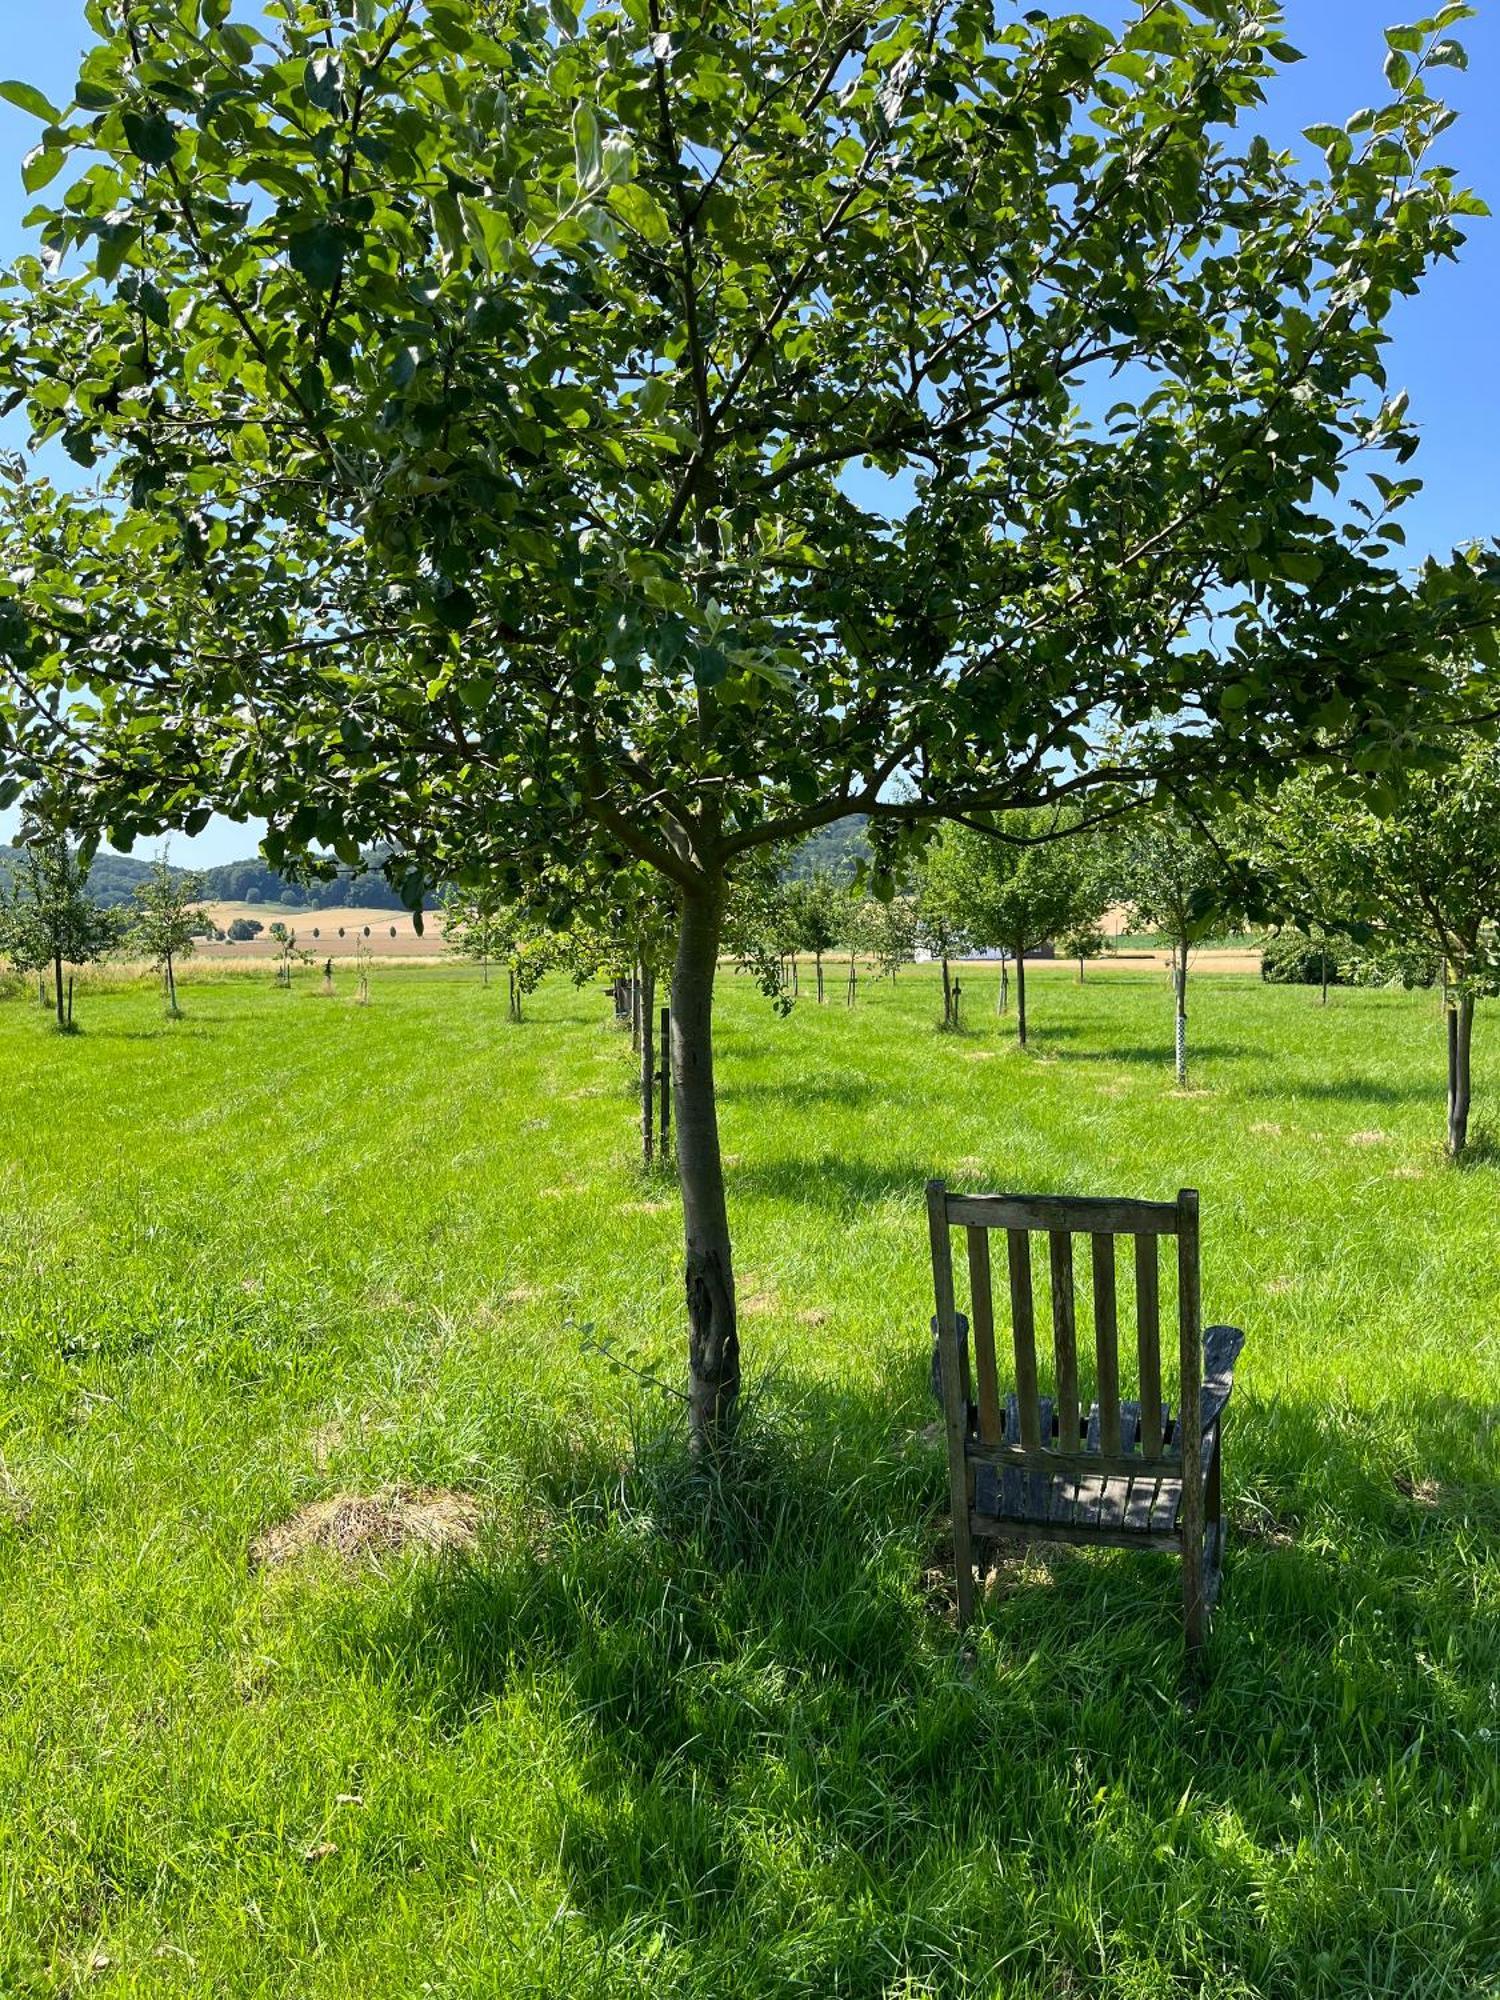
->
(1200, 1324, 1245, 1432)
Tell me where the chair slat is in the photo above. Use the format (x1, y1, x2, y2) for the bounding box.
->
(966, 1226, 1003, 1445)
(1049, 1230, 1079, 1451)
(1006, 1228, 1042, 1451)
(1134, 1234, 1163, 1460)
(1091, 1232, 1122, 1456)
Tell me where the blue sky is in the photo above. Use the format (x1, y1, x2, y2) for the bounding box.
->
(1, 2, 1497, 866)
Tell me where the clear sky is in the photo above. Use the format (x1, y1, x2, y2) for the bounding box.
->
(1, 2, 1497, 866)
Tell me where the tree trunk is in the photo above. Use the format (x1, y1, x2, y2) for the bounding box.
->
(640, 964, 656, 1168)
(846, 950, 856, 1007)
(1015, 943, 1027, 1047)
(166, 953, 178, 1015)
(815, 951, 824, 1004)
(1174, 945, 1189, 1087)
(1447, 992, 1475, 1159)
(67, 974, 74, 1029)
(1077, 955, 1085, 984)
(672, 880, 738, 1444)
(941, 952, 952, 1027)
(1320, 944, 1328, 1007)
(481, 953, 489, 988)
(53, 953, 65, 1030)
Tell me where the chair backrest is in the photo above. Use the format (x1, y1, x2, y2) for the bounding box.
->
(927, 1181, 1202, 1483)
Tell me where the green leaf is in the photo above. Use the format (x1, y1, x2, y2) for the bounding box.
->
(304, 52, 339, 112)
(435, 584, 477, 631)
(608, 181, 672, 246)
(288, 224, 345, 289)
(0, 80, 62, 122)
(121, 109, 178, 166)
(573, 103, 600, 188)
(21, 146, 62, 194)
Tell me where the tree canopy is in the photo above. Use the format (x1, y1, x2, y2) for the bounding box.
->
(0, 0, 1496, 1434)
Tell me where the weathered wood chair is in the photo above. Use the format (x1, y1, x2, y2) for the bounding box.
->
(927, 1181, 1245, 1650)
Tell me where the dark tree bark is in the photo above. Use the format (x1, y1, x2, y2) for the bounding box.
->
(53, 952, 65, 1030)
(1015, 941, 1028, 1047)
(845, 950, 856, 1006)
(672, 880, 739, 1443)
(1447, 991, 1475, 1158)
(941, 952, 952, 1027)
(815, 950, 824, 1003)
(1320, 945, 1329, 1007)
(1174, 943, 1189, 1087)
(165, 952, 178, 1015)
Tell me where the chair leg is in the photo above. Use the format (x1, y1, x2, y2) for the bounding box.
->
(1203, 1420, 1224, 1612)
(953, 1504, 975, 1626)
(1184, 1420, 1227, 1646)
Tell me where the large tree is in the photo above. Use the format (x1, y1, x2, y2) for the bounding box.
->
(1, 2, 1497, 1438)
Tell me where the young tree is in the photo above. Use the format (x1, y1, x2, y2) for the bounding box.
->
(0, 825, 120, 1029)
(354, 932, 374, 1005)
(1058, 919, 1107, 984)
(1114, 803, 1244, 1087)
(723, 869, 802, 1003)
(838, 895, 876, 1007)
(128, 850, 205, 1016)
(913, 860, 972, 1031)
(1256, 750, 1500, 1156)
(268, 920, 309, 990)
(924, 814, 1106, 1045)
(3, 5, 1497, 1439)
(564, 864, 678, 1165)
(785, 874, 844, 1007)
(865, 894, 920, 985)
(440, 886, 505, 989)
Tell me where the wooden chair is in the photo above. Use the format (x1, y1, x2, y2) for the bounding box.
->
(927, 1180, 1245, 1650)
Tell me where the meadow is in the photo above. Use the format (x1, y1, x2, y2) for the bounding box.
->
(0, 961, 1496, 1999)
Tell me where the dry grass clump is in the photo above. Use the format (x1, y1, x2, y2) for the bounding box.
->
(251, 1488, 480, 1568)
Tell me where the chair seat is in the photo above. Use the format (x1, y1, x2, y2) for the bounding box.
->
(973, 1395, 1189, 1535)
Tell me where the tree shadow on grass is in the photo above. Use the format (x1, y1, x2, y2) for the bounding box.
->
(717, 1075, 884, 1111)
(727, 1154, 950, 1213)
(1240, 1074, 1435, 1107)
(1045, 1035, 1265, 1067)
(323, 1365, 1499, 1995)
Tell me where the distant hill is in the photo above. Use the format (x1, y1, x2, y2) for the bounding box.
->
(0, 844, 412, 912)
(782, 816, 870, 883)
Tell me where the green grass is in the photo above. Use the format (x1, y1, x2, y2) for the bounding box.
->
(1, 963, 1497, 1999)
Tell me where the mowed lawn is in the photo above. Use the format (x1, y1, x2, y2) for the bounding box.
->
(0, 962, 1496, 1999)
